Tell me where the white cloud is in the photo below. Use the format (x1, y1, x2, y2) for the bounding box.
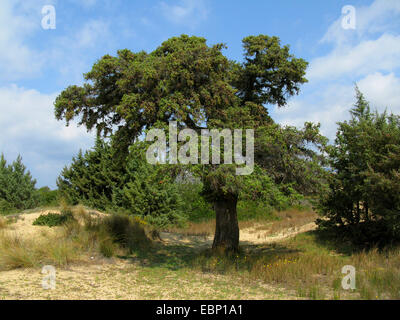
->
(0, 0, 50, 80)
(309, 33, 400, 81)
(68, 0, 98, 8)
(274, 84, 355, 140)
(274, 0, 400, 143)
(358, 72, 400, 112)
(158, 0, 208, 27)
(0, 85, 95, 187)
(44, 18, 113, 85)
(274, 71, 400, 142)
(309, 0, 400, 81)
(321, 0, 400, 45)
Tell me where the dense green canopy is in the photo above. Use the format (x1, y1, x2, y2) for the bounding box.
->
(55, 34, 326, 251)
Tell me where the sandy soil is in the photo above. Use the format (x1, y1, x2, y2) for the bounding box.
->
(2, 209, 106, 241)
(160, 221, 317, 247)
(0, 210, 313, 300)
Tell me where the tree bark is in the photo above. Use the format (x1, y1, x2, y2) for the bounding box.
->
(212, 195, 239, 252)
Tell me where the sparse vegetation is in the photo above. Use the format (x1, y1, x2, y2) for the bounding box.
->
(1, 32, 399, 301)
(188, 231, 400, 300)
(0, 205, 399, 299)
(0, 206, 151, 271)
(0, 216, 7, 229)
(33, 212, 74, 227)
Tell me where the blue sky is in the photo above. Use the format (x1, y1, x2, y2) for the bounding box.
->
(1, 0, 400, 188)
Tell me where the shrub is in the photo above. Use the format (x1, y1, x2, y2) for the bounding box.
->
(33, 212, 74, 227)
(57, 137, 123, 210)
(237, 200, 275, 221)
(99, 238, 116, 258)
(0, 199, 15, 215)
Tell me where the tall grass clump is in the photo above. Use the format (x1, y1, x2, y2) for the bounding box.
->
(101, 214, 151, 253)
(0, 216, 7, 229)
(0, 207, 152, 271)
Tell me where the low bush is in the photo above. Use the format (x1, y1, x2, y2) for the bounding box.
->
(33, 212, 74, 227)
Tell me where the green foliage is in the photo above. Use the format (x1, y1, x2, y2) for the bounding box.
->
(112, 143, 186, 229)
(54, 34, 326, 249)
(57, 137, 123, 210)
(58, 140, 187, 229)
(0, 199, 14, 216)
(33, 212, 74, 227)
(237, 200, 275, 221)
(318, 87, 400, 246)
(254, 123, 329, 196)
(0, 154, 38, 214)
(233, 35, 308, 107)
(54, 34, 313, 204)
(176, 182, 214, 222)
(35, 187, 59, 207)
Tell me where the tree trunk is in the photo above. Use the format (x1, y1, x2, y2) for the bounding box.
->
(212, 195, 239, 252)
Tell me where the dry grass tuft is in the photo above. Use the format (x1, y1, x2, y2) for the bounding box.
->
(0, 231, 84, 270)
(0, 216, 7, 229)
(0, 206, 151, 271)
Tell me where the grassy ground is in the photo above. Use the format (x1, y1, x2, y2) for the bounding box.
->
(0, 206, 399, 300)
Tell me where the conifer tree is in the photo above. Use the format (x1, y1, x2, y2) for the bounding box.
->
(57, 137, 122, 210)
(318, 87, 400, 244)
(0, 154, 37, 212)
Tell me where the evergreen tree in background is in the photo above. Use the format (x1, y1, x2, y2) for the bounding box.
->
(112, 142, 184, 229)
(58, 139, 184, 228)
(57, 137, 123, 210)
(35, 186, 59, 207)
(0, 154, 38, 213)
(318, 87, 400, 245)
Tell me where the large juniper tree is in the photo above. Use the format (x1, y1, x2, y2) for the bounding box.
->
(55, 34, 325, 251)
